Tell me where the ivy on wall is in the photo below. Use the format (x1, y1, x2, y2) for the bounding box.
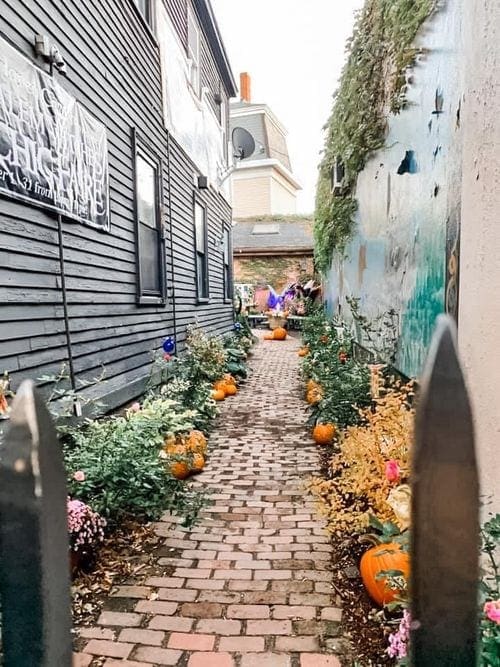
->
(314, 0, 435, 273)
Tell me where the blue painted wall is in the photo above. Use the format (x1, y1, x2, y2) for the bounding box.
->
(325, 0, 463, 378)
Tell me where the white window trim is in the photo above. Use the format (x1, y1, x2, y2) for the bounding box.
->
(187, 6, 201, 97)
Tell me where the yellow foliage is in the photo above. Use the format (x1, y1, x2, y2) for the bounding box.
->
(309, 383, 414, 536)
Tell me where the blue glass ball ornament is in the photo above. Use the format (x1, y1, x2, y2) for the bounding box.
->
(162, 336, 175, 354)
(234, 322, 242, 332)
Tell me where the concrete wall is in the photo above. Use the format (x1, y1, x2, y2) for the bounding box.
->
(325, 1, 463, 378)
(458, 0, 500, 513)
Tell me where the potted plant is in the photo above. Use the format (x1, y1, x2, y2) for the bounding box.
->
(67, 497, 106, 574)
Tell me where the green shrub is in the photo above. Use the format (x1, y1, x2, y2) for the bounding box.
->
(64, 399, 204, 527)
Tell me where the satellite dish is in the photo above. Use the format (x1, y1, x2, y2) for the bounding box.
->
(232, 127, 255, 160)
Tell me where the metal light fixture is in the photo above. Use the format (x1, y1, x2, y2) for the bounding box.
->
(34, 34, 67, 75)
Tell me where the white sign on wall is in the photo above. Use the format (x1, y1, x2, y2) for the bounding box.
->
(0, 38, 109, 231)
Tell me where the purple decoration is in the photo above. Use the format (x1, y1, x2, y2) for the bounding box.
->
(267, 293, 278, 309)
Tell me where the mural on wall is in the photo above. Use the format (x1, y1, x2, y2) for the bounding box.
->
(325, 1, 463, 378)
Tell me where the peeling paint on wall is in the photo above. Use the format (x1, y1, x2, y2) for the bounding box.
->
(325, 0, 463, 378)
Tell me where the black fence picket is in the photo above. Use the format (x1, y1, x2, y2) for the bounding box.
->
(411, 315, 479, 665)
(0, 380, 72, 666)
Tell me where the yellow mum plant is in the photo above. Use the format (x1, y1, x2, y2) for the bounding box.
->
(310, 382, 414, 536)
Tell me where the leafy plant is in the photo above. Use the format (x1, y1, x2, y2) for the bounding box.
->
(479, 513, 500, 666)
(300, 313, 371, 429)
(310, 382, 414, 535)
(63, 400, 205, 527)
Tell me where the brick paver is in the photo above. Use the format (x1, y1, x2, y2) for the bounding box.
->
(75, 333, 343, 665)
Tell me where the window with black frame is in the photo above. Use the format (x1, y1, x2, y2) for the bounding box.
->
(194, 201, 209, 300)
(134, 134, 165, 304)
(223, 227, 232, 301)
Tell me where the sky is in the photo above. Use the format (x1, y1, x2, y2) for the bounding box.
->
(211, 0, 365, 214)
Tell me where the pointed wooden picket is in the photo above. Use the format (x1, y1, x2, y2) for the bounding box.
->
(411, 315, 479, 665)
(0, 380, 72, 666)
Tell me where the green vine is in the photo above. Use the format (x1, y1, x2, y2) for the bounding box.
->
(314, 0, 435, 273)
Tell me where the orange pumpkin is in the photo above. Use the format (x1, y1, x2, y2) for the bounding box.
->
(306, 384, 324, 404)
(306, 379, 319, 392)
(224, 383, 237, 396)
(223, 374, 237, 386)
(211, 389, 226, 401)
(190, 452, 205, 473)
(165, 442, 187, 456)
(272, 327, 287, 341)
(360, 543, 410, 606)
(213, 380, 228, 393)
(263, 334, 274, 340)
(186, 430, 207, 453)
(298, 347, 309, 357)
(170, 461, 190, 480)
(312, 423, 336, 445)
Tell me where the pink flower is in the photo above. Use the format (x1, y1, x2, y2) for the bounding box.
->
(163, 353, 171, 361)
(385, 459, 401, 483)
(130, 402, 141, 412)
(73, 470, 85, 482)
(484, 600, 500, 624)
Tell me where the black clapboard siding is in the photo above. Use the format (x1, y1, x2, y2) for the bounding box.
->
(0, 0, 234, 413)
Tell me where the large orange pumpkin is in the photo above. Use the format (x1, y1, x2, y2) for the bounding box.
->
(360, 543, 410, 606)
(272, 327, 287, 341)
(170, 461, 190, 480)
(312, 423, 336, 445)
(224, 383, 237, 396)
(211, 389, 226, 401)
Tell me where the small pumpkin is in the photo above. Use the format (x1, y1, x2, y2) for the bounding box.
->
(186, 430, 207, 453)
(263, 334, 274, 340)
(306, 379, 319, 392)
(213, 380, 228, 393)
(223, 374, 237, 386)
(298, 347, 309, 357)
(170, 461, 190, 480)
(165, 442, 187, 456)
(190, 452, 205, 473)
(306, 389, 322, 405)
(211, 389, 226, 401)
(224, 383, 237, 396)
(312, 423, 336, 445)
(360, 543, 410, 606)
(272, 327, 287, 341)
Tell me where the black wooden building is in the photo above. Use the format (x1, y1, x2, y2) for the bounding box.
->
(0, 0, 237, 411)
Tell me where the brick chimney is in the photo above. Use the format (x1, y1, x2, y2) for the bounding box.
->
(240, 72, 251, 103)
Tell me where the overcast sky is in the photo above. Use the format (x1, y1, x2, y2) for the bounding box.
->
(211, 0, 365, 213)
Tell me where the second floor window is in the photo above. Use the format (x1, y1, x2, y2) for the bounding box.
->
(194, 201, 209, 299)
(187, 7, 200, 96)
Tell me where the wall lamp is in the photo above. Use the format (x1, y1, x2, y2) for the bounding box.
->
(35, 34, 67, 75)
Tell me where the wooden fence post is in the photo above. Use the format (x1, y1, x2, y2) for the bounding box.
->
(0, 380, 72, 666)
(411, 315, 479, 665)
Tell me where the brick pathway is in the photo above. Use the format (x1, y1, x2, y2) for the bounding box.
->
(75, 332, 342, 667)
